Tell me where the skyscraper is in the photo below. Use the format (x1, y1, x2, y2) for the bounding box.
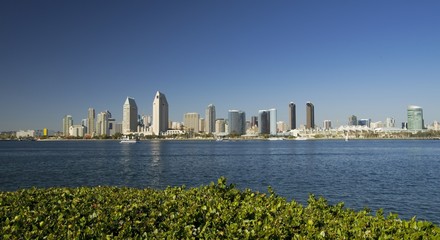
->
(258, 110, 270, 134)
(288, 102, 296, 130)
(215, 119, 226, 133)
(152, 91, 169, 135)
(269, 108, 277, 135)
(96, 111, 110, 136)
(205, 104, 216, 134)
(87, 108, 95, 135)
(228, 110, 246, 135)
(407, 105, 424, 130)
(122, 97, 138, 134)
(306, 102, 315, 129)
(323, 120, 332, 130)
(348, 115, 358, 126)
(63, 115, 73, 137)
(250, 116, 258, 128)
(184, 113, 200, 133)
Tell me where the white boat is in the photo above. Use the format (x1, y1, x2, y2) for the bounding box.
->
(268, 137, 284, 141)
(295, 137, 308, 141)
(120, 136, 139, 143)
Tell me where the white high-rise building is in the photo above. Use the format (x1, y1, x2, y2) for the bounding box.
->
(152, 91, 169, 135)
(215, 119, 226, 133)
(63, 115, 73, 137)
(269, 108, 277, 135)
(323, 120, 332, 130)
(205, 104, 216, 134)
(96, 111, 110, 136)
(122, 97, 138, 134)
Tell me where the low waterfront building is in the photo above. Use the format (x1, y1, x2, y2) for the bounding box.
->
(16, 130, 35, 138)
(69, 125, 85, 137)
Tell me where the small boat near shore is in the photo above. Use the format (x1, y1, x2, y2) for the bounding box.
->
(294, 137, 308, 141)
(120, 136, 139, 143)
(268, 137, 284, 141)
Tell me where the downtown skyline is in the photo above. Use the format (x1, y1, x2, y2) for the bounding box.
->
(57, 93, 433, 135)
(1, 1, 440, 131)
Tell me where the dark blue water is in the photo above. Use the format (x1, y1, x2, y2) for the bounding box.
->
(1, 140, 439, 224)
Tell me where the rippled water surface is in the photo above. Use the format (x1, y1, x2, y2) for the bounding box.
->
(1, 139, 440, 224)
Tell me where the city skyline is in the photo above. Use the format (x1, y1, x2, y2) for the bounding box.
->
(1, 1, 440, 131)
(4, 91, 440, 133)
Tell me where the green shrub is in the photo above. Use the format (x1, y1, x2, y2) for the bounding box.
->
(1, 177, 439, 239)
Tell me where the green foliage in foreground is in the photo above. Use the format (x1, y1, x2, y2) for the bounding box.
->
(1, 178, 439, 239)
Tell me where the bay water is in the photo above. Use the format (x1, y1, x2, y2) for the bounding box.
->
(1, 139, 439, 224)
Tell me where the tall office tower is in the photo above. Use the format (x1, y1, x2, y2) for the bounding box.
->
(348, 115, 358, 126)
(205, 104, 216, 134)
(306, 102, 315, 129)
(228, 110, 246, 135)
(386, 117, 396, 128)
(122, 97, 138, 134)
(269, 108, 277, 135)
(142, 115, 152, 127)
(407, 105, 424, 130)
(63, 115, 73, 137)
(152, 91, 169, 135)
(199, 118, 205, 132)
(108, 118, 116, 136)
(215, 119, 226, 133)
(288, 102, 296, 130)
(87, 108, 95, 135)
(184, 113, 200, 133)
(96, 111, 110, 136)
(323, 120, 332, 130)
(250, 116, 258, 128)
(258, 110, 270, 134)
(81, 119, 87, 127)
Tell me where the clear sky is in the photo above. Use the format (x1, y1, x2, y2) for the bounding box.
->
(1, 1, 440, 131)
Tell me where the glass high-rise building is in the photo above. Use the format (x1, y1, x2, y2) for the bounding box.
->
(288, 102, 296, 130)
(258, 110, 270, 134)
(348, 115, 358, 126)
(122, 97, 138, 134)
(205, 104, 216, 134)
(228, 110, 246, 135)
(152, 91, 169, 135)
(407, 105, 424, 130)
(306, 102, 315, 129)
(250, 116, 258, 128)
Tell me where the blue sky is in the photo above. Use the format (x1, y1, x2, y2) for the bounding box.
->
(1, 1, 440, 131)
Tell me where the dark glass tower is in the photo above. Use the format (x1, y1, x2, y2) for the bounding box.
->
(288, 102, 296, 130)
(306, 102, 314, 129)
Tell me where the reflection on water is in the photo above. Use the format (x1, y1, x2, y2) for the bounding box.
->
(148, 140, 162, 188)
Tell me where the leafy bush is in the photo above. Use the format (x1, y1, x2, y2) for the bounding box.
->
(1, 177, 439, 239)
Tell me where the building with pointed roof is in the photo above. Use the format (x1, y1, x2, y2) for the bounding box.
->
(152, 91, 169, 135)
(122, 97, 138, 134)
